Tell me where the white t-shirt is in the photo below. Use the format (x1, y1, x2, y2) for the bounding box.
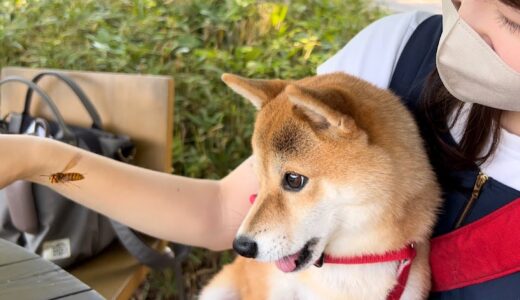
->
(317, 11, 520, 191)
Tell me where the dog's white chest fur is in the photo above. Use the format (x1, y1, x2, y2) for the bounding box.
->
(267, 262, 401, 300)
(200, 258, 426, 300)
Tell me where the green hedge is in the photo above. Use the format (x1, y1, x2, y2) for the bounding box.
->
(1, 0, 386, 297)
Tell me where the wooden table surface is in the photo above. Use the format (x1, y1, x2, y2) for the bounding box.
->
(0, 238, 104, 300)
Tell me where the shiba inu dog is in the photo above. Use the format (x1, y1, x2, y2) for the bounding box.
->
(200, 72, 441, 300)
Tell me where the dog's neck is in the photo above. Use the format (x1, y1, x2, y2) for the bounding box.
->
(325, 221, 411, 258)
(303, 244, 416, 300)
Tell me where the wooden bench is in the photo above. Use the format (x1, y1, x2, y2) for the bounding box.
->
(0, 66, 176, 300)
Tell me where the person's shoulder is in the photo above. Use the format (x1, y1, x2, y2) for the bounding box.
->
(317, 10, 435, 88)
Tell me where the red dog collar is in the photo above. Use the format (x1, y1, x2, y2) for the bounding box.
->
(248, 194, 415, 299)
(323, 244, 416, 300)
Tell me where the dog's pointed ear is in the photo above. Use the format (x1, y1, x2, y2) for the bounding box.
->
(221, 73, 289, 109)
(286, 84, 358, 135)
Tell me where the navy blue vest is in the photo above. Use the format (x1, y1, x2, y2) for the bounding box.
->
(389, 15, 520, 299)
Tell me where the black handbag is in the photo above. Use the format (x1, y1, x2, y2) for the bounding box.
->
(0, 72, 189, 273)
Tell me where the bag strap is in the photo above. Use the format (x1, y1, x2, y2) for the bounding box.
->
(430, 197, 520, 291)
(23, 72, 103, 129)
(110, 220, 190, 270)
(388, 14, 443, 112)
(0, 76, 75, 142)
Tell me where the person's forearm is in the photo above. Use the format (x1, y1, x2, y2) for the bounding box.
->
(2, 135, 254, 250)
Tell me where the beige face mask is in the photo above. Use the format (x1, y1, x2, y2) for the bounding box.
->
(436, 0, 520, 111)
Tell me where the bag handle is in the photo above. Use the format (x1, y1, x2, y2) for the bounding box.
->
(110, 220, 190, 270)
(0, 76, 75, 141)
(23, 71, 103, 130)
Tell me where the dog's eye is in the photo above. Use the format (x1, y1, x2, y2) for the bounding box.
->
(283, 172, 308, 191)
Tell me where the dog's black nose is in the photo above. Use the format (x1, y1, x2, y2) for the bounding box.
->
(233, 236, 258, 258)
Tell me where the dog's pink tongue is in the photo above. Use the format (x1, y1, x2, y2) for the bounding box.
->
(275, 253, 300, 273)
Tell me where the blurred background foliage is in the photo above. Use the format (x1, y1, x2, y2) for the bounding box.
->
(1, 0, 386, 298)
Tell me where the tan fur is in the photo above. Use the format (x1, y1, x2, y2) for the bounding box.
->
(200, 73, 442, 300)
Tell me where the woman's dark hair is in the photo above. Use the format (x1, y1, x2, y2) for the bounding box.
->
(420, 68, 503, 170)
(500, 0, 520, 9)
